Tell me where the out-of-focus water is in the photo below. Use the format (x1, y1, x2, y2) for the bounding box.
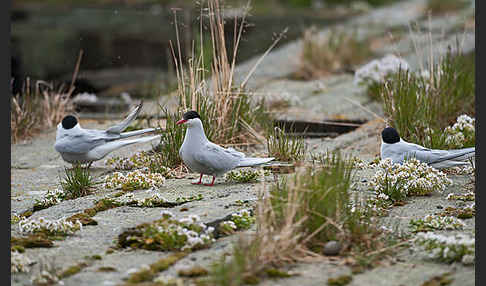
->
(11, 3, 349, 95)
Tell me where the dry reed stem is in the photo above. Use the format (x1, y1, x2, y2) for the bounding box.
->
(11, 51, 82, 143)
(167, 0, 288, 144)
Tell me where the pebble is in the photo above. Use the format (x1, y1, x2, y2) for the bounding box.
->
(323, 241, 342, 256)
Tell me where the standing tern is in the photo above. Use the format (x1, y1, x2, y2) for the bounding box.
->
(380, 127, 475, 169)
(177, 110, 275, 186)
(54, 102, 161, 166)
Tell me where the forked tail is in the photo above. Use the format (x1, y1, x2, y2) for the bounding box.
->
(237, 157, 275, 168)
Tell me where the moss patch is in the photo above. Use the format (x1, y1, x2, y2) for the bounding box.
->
(20, 209, 33, 218)
(328, 275, 353, 286)
(264, 267, 294, 278)
(11, 245, 25, 253)
(97, 266, 117, 272)
(81, 198, 122, 218)
(11, 234, 54, 248)
(125, 252, 188, 283)
(67, 213, 98, 226)
(58, 262, 89, 279)
(178, 266, 209, 277)
(438, 206, 475, 219)
(421, 272, 453, 286)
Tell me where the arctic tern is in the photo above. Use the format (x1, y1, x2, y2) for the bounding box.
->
(54, 102, 160, 166)
(177, 110, 275, 186)
(380, 127, 475, 169)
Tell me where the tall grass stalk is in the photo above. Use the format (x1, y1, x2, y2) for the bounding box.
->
(11, 79, 74, 143)
(154, 107, 186, 169)
(207, 153, 388, 285)
(166, 0, 284, 145)
(380, 47, 474, 149)
(266, 126, 306, 162)
(11, 51, 82, 144)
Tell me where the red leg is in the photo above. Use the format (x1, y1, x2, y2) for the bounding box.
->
(204, 176, 215, 186)
(192, 174, 203, 185)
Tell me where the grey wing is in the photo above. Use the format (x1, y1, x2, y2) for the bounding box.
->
(410, 148, 475, 165)
(193, 143, 241, 173)
(105, 101, 143, 134)
(388, 141, 430, 162)
(55, 130, 111, 154)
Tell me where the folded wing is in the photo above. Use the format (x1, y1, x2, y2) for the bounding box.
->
(193, 143, 241, 173)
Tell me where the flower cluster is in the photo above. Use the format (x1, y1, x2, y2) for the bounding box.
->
(412, 232, 475, 264)
(11, 213, 21, 224)
(33, 188, 66, 210)
(409, 214, 465, 233)
(225, 169, 262, 183)
(105, 151, 170, 175)
(18, 216, 82, 236)
(444, 114, 475, 148)
(446, 191, 474, 201)
(219, 209, 255, 236)
(136, 193, 168, 207)
(219, 221, 238, 235)
(350, 157, 368, 170)
(354, 54, 410, 86)
(11, 251, 33, 273)
(230, 209, 255, 229)
(104, 170, 165, 191)
(122, 211, 215, 251)
(368, 158, 452, 203)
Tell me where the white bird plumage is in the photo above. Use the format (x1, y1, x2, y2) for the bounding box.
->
(380, 127, 475, 169)
(177, 110, 274, 186)
(54, 101, 161, 166)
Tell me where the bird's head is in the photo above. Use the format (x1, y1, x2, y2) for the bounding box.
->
(176, 110, 202, 128)
(381, 127, 400, 144)
(60, 115, 78, 130)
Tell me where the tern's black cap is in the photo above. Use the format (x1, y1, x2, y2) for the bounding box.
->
(381, 127, 400, 144)
(62, 115, 78, 129)
(182, 110, 201, 121)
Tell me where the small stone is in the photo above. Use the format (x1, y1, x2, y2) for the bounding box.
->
(323, 241, 342, 256)
(436, 205, 443, 209)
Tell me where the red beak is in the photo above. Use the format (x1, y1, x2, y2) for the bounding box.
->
(176, 119, 187, 125)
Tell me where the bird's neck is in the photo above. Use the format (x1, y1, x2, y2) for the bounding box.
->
(184, 123, 209, 145)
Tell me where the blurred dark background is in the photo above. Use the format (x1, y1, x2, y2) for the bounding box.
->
(10, 0, 397, 97)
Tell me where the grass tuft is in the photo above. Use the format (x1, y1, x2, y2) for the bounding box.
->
(296, 27, 372, 79)
(60, 165, 95, 199)
(206, 153, 396, 285)
(380, 48, 474, 149)
(11, 78, 75, 144)
(266, 126, 306, 162)
(11, 51, 81, 144)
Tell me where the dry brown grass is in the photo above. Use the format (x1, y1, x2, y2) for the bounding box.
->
(295, 27, 372, 79)
(11, 78, 75, 144)
(168, 0, 286, 145)
(11, 51, 82, 144)
(206, 154, 405, 285)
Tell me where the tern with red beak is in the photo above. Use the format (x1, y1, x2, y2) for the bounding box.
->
(177, 110, 274, 186)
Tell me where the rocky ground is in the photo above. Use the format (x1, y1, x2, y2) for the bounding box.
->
(11, 0, 475, 285)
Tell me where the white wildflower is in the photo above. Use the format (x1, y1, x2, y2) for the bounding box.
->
(354, 54, 410, 86)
